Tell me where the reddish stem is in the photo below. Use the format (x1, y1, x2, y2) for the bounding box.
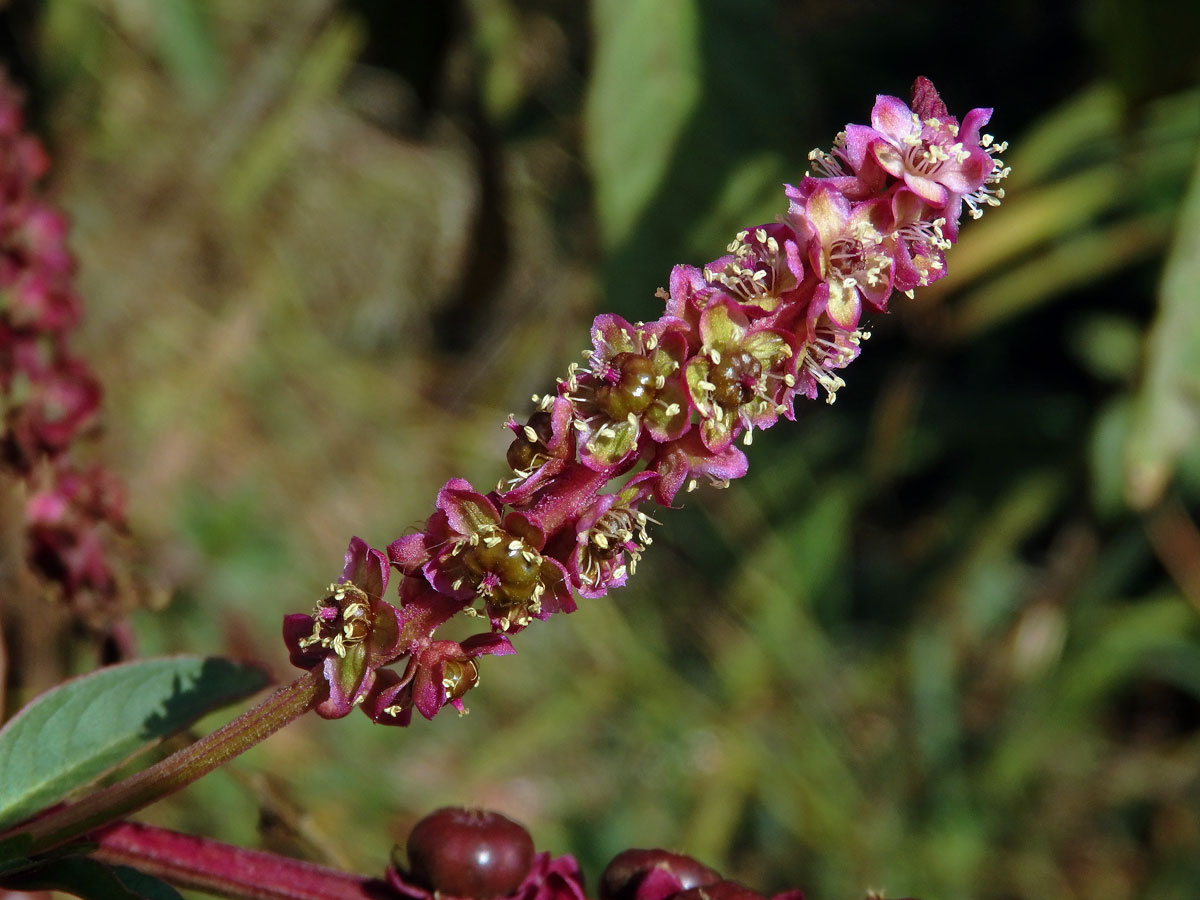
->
(93, 821, 395, 900)
(522, 463, 616, 535)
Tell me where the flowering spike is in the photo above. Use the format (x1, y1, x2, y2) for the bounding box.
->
(283, 78, 1006, 725)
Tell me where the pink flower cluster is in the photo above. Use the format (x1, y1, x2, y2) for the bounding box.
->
(284, 78, 1008, 725)
(0, 70, 125, 606)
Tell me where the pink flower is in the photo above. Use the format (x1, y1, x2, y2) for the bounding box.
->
(649, 431, 749, 507)
(365, 632, 516, 724)
(4, 355, 102, 465)
(793, 300, 865, 405)
(887, 187, 952, 293)
(697, 223, 806, 315)
(683, 298, 796, 452)
(561, 314, 691, 471)
(788, 182, 894, 329)
(390, 478, 575, 633)
(849, 77, 995, 209)
(8, 267, 80, 332)
(282, 537, 405, 719)
(556, 472, 657, 599)
(503, 395, 577, 486)
(0, 68, 129, 612)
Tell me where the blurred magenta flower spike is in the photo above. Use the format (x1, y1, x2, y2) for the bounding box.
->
(283, 77, 1008, 725)
(0, 67, 126, 607)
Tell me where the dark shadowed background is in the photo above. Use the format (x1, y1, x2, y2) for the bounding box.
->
(3, 1, 1200, 898)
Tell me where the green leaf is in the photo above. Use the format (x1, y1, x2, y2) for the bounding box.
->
(0, 657, 269, 830)
(1, 856, 184, 900)
(584, 0, 701, 250)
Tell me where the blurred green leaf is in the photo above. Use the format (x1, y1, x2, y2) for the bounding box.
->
(1004, 84, 1120, 187)
(1125, 145, 1200, 509)
(1057, 596, 1195, 711)
(909, 621, 959, 770)
(220, 15, 364, 213)
(986, 595, 1195, 795)
(468, 0, 525, 121)
(686, 150, 787, 253)
(949, 209, 1172, 340)
(1091, 397, 1135, 518)
(1070, 314, 1142, 383)
(41, 0, 110, 88)
(153, 0, 224, 105)
(584, 0, 701, 249)
(0, 658, 268, 830)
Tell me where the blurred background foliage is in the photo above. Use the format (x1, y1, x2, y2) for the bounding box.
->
(3, 0, 1200, 898)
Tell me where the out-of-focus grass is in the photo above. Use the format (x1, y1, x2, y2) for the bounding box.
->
(6, 0, 1200, 898)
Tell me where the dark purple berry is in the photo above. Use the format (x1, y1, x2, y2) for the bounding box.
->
(406, 807, 535, 898)
(599, 848, 722, 900)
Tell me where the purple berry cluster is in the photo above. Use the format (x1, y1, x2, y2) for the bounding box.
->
(0, 70, 125, 610)
(389, 807, 869, 900)
(283, 77, 1008, 726)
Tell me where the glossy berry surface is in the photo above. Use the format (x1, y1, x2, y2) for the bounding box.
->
(406, 807, 536, 898)
(594, 352, 659, 419)
(707, 350, 761, 409)
(460, 530, 542, 607)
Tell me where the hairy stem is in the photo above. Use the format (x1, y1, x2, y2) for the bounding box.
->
(13, 671, 321, 855)
(93, 820, 392, 900)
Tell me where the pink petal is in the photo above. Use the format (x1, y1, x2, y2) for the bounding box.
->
(903, 172, 948, 207)
(871, 94, 917, 140)
(804, 185, 851, 251)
